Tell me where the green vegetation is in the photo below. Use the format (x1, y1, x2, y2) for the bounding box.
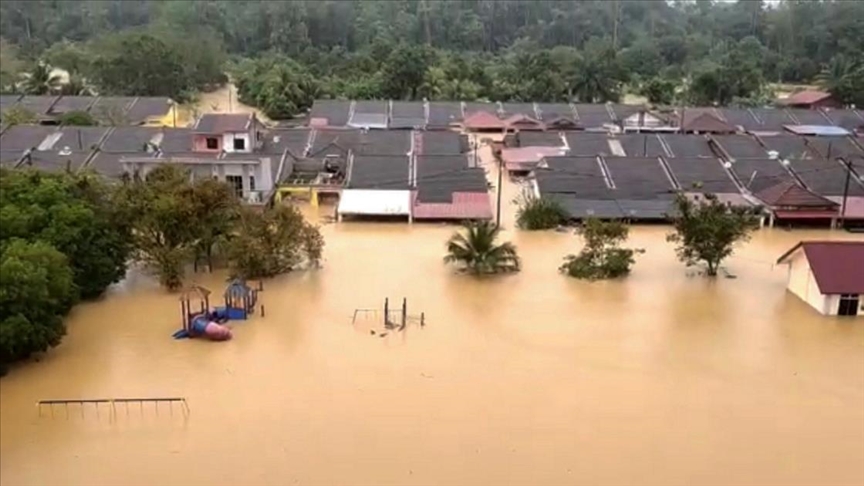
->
(226, 205, 324, 280)
(667, 193, 760, 278)
(59, 110, 97, 126)
(444, 221, 520, 275)
(560, 219, 642, 280)
(1, 1, 863, 116)
(516, 196, 569, 231)
(2, 106, 37, 125)
(0, 169, 131, 372)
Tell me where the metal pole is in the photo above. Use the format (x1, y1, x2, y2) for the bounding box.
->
(839, 157, 852, 228)
(496, 154, 503, 228)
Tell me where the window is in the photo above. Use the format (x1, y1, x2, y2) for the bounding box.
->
(205, 137, 219, 150)
(249, 176, 256, 191)
(838, 294, 860, 317)
(233, 137, 246, 151)
(226, 175, 243, 198)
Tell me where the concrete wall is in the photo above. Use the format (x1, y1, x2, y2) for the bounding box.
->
(785, 250, 831, 315)
(222, 132, 252, 153)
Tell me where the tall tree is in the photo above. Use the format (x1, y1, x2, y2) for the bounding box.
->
(22, 61, 61, 95)
(444, 221, 520, 275)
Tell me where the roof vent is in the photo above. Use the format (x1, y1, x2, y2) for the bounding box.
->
(767, 150, 779, 160)
(58, 146, 72, 156)
(273, 135, 281, 143)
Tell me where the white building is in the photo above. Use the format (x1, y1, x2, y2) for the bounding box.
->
(776, 241, 864, 316)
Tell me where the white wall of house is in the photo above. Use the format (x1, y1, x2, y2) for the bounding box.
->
(783, 250, 862, 316)
(222, 132, 252, 153)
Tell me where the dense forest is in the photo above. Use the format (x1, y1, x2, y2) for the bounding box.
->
(1, 0, 862, 118)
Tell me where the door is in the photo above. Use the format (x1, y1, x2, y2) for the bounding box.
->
(838, 294, 859, 316)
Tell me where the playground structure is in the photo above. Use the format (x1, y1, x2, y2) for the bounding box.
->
(37, 397, 189, 421)
(172, 280, 262, 341)
(352, 298, 426, 337)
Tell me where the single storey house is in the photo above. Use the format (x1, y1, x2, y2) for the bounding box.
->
(777, 90, 842, 110)
(776, 241, 864, 316)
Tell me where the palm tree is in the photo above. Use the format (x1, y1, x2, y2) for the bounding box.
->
(444, 221, 520, 274)
(22, 62, 62, 95)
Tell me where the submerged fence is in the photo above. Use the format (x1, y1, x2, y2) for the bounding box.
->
(37, 397, 189, 420)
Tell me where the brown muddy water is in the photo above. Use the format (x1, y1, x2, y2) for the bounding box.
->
(1, 145, 863, 486)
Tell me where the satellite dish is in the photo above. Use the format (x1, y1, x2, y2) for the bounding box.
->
(58, 146, 72, 156)
(723, 162, 732, 169)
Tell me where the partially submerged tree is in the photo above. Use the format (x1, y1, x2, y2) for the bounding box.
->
(444, 221, 520, 275)
(560, 218, 642, 280)
(59, 110, 97, 126)
(226, 205, 324, 279)
(666, 193, 760, 277)
(0, 239, 76, 367)
(516, 195, 569, 230)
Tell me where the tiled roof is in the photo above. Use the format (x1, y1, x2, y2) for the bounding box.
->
(683, 112, 735, 134)
(463, 111, 505, 130)
(777, 241, 864, 294)
(778, 90, 832, 106)
(195, 113, 252, 133)
(412, 191, 492, 220)
(756, 180, 838, 208)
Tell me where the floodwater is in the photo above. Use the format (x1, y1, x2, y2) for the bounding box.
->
(1, 142, 863, 486)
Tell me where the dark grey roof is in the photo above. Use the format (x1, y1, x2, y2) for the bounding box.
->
(100, 127, 162, 152)
(53, 127, 110, 151)
(194, 113, 251, 133)
(787, 109, 831, 125)
(261, 129, 311, 155)
(618, 134, 666, 157)
(15, 96, 59, 115)
(0, 150, 24, 167)
(537, 157, 613, 198)
(616, 198, 675, 220)
(19, 150, 90, 173)
(419, 131, 465, 155)
(787, 158, 864, 197)
(310, 130, 410, 156)
(501, 103, 536, 117)
(126, 97, 171, 124)
(310, 100, 351, 126)
(805, 136, 863, 160)
(573, 104, 613, 127)
(661, 134, 715, 158)
(349, 155, 410, 189)
(565, 133, 613, 156)
(389, 117, 425, 130)
(535, 103, 574, 120)
(603, 156, 676, 199)
(728, 158, 795, 193)
(712, 134, 768, 159)
(0, 95, 22, 108)
(750, 108, 797, 132)
(821, 109, 864, 130)
(427, 102, 463, 128)
(718, 108, 760, 131)
(417, 154, 470, 175)
(515, 132, 564, 147)
(84, 151, 133, 178)
(348, 113, 388, 129)
(49, 96, 96, 115)
(550, 196, 624, 219)
(759, 135, 813, 160)
(664, 157, 738, 193)
(88, 96, 136, 124)
(391, 102, 424, 118)
(354, 100, 387, 115)
(416, 168, 488, 203)
(159, 128, 194, 152)
(0, 125, 57, 151)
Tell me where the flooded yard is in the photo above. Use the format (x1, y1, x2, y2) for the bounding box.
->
(1, 141, 863, 486)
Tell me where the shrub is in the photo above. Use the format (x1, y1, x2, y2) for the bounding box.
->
(516, 195, 569, 230)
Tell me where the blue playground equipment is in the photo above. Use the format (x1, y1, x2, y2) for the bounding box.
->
(171, 280, 260, 340)
(212, 279, 258, 320)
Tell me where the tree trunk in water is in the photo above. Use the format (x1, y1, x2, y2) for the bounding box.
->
(706, 261, 718, 277)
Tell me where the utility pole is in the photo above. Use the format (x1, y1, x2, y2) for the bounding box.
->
(496, 151, 503, 228)
(839, 156, 856, 229)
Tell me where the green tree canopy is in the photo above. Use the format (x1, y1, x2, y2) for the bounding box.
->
(444, 221, 520, 275)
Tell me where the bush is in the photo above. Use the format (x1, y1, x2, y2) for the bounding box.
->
(560, 219, 642, 280)
(59, 110, 97, 126)
(516, 196, 569, 230)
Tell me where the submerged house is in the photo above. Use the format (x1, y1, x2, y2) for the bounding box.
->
(776, 241, 864, 316)
(755, 180, 840, 227)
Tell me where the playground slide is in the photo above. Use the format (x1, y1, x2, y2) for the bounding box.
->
(191, 315, 232, 341)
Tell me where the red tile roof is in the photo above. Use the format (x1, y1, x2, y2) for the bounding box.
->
(412, 191, 492, 220)
(463, 111, 505, 131)
(778, 90, 833, 106)
(756, 180, 838, 208)
(777, 241, 864, 294)
(504, 114, 545, 131)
